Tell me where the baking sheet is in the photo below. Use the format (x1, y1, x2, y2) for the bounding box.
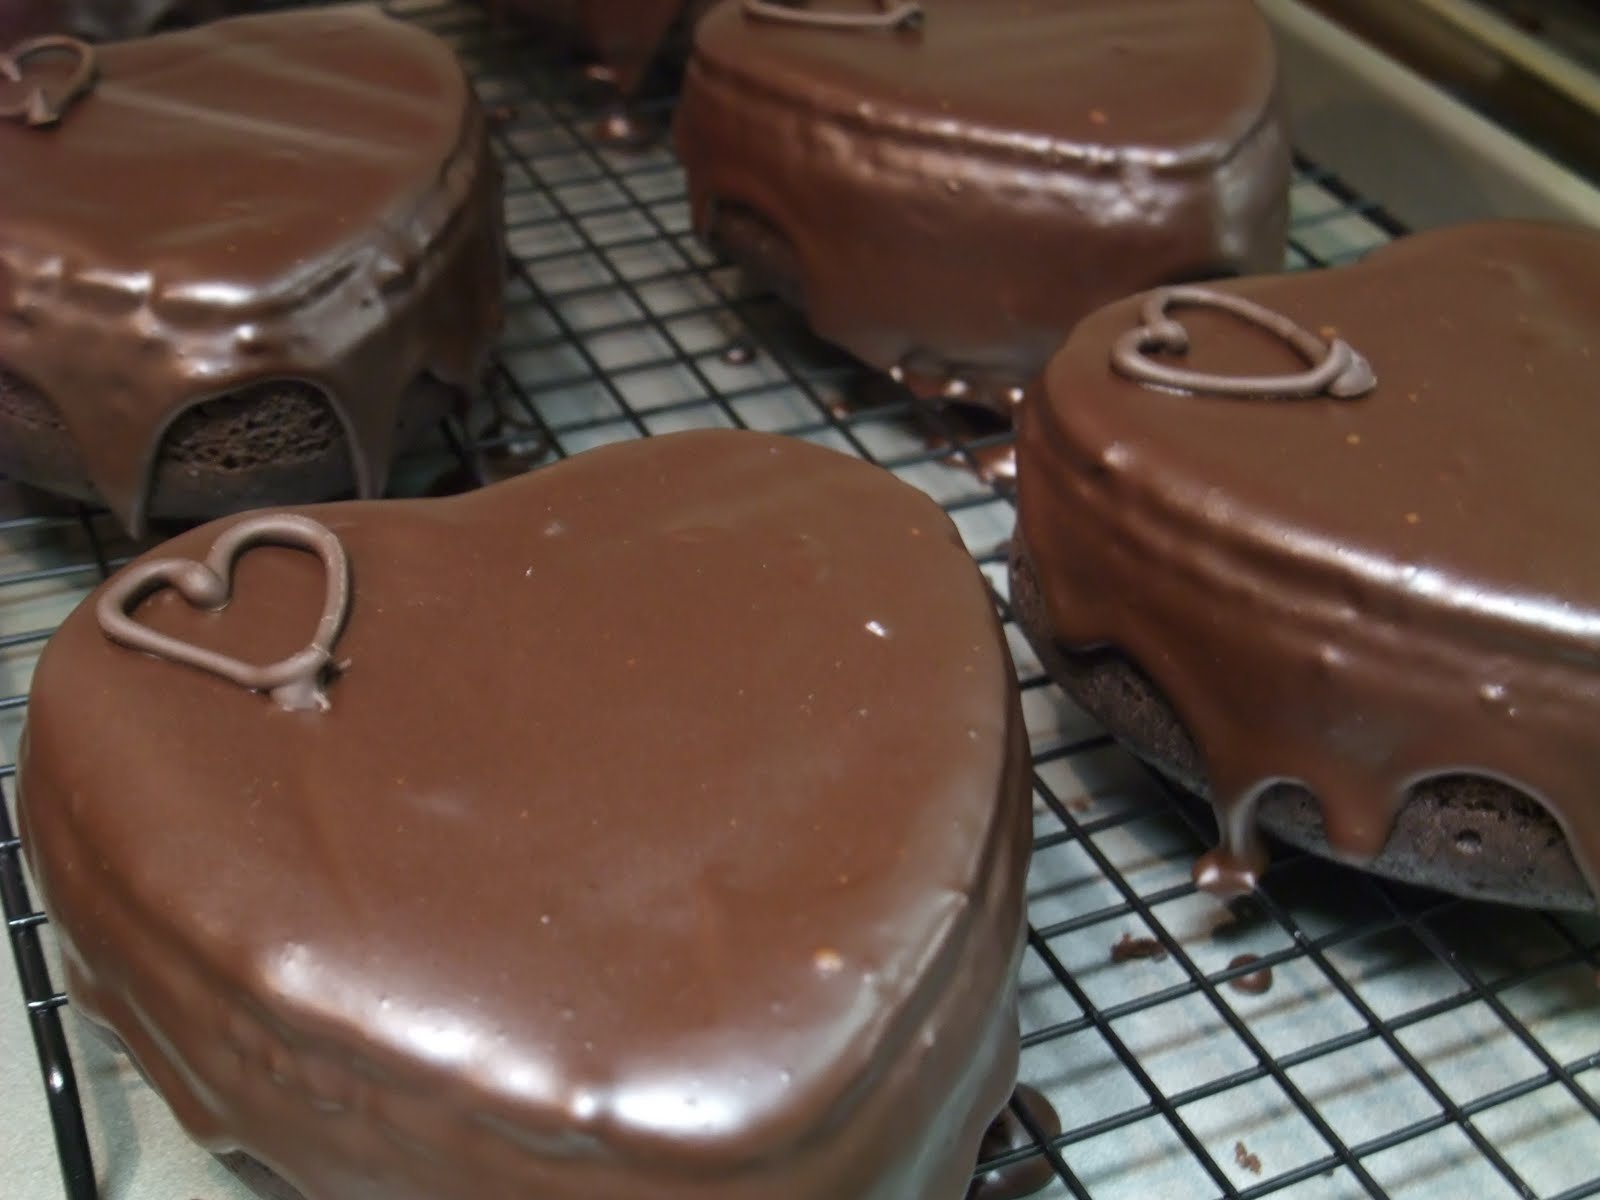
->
(3, 3, 1597, 1198)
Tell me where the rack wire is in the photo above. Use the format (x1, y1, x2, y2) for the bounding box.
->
(2, 2, 1597, 1198)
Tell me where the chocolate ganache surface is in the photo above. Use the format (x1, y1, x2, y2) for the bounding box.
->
(1015, 221, 1600, 902)
(0, 7, 505, 534)
(20, 429, 1031, 1200)
(674, 0, 1289, 405)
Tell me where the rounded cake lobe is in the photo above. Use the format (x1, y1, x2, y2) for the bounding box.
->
(20, 430, 1031, 1199)
(674, 0, 1289, 401)
(0, 8, 506, 534)
(1016, 219, 1600, 908)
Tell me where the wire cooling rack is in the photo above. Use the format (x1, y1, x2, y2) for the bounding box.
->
(3, 3, 1598, 1198)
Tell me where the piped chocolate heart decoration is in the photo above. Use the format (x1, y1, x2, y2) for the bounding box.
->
(1111, 285, 1377, 400)
(95, 513, 351, 712)
(743, 0, 925, 33)
(0, 35, 97, 128)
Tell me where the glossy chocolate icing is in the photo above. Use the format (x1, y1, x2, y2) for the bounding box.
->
(674, 0, 1289, 407)
(1015, 221, 1600, 904)
(966, 1084, 1061, 1200)
(0, 7, 505, 534)
(21, 429, 1032, 1200)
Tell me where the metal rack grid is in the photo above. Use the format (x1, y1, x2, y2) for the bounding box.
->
(2, 2, 1597, 1198)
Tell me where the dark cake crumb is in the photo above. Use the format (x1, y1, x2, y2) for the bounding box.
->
(1234, 1140, 1262, 1175)
(162, 383, 341, 472)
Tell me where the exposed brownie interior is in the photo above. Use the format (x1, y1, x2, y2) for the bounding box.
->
(1008, 541, 1594, 912)
(0, 364, 454, 523)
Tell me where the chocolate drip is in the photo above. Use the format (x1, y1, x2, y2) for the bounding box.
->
(0, 9, 506, 533)
(1016, 221, 1600, 906)
(967, 1084, 1062, 1200)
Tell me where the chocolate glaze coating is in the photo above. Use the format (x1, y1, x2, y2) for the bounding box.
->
(967, 1084, 1062, 1200)
(20, 429, 1031, 1200)
(674, 0, 1290, 409)
(1007, 550, 1594, 910)
(0, 8, 506, 534)
(1014, 221, 1600, 909)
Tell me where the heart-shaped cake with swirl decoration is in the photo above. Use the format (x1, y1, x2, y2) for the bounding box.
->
(1011, 220, 1600, 912)
(674, 0, 1290, 415)
(0, 7, 505, 536)
(20, 429, 1035, 1200)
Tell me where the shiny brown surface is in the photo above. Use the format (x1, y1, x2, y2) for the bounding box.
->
(674, 0, 1290, 402)
(966, 1085, 1061, 1200)
(20, 430, 1031, 1200)
(0, 7, 505, 533)
(1016, 220, 1600, 904)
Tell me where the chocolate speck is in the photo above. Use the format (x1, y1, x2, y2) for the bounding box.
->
(1111, 933, 1167, 963)
(1234, 1140, 1262, 1175)
(1226, 953, 1273, 995)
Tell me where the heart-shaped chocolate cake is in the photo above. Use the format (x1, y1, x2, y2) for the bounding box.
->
(1011, 220, 1600, 911)
(20, 429, 1032, 1200)
(0, 7, 505, 534)
(674, 0, 1290, 412)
